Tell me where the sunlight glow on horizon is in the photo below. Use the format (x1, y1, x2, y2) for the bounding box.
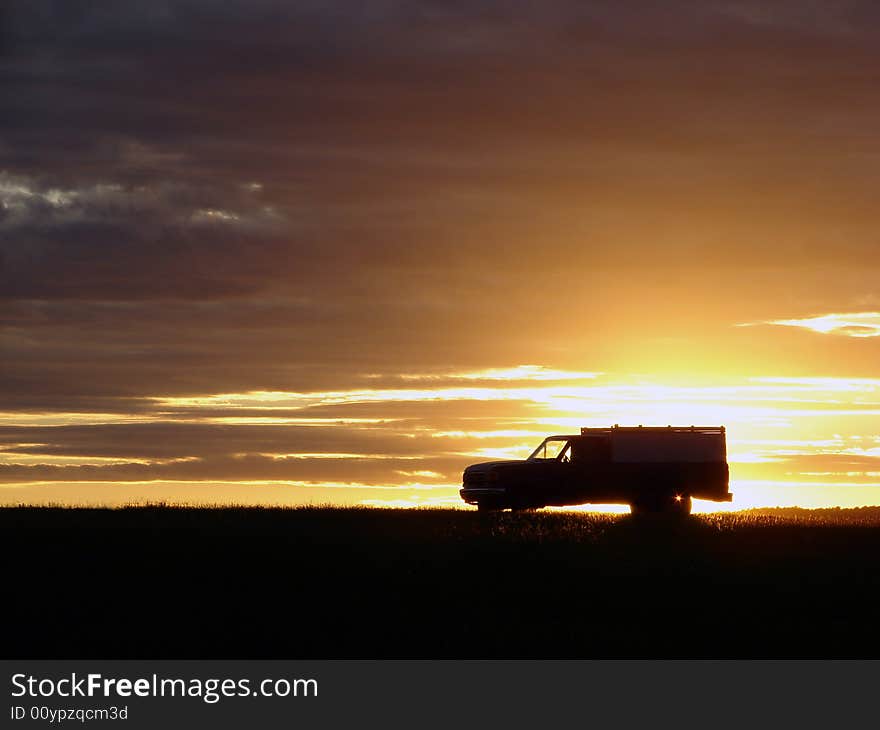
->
(4, 367, 880, 509)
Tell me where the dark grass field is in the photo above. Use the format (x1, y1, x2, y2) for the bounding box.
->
(4, 505, 880, 658)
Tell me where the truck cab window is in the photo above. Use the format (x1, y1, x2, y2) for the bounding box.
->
(529, 438, 571, 461)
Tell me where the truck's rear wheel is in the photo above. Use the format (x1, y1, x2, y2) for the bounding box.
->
(670, 494, 692, 515)
(630, 493, 691, 516)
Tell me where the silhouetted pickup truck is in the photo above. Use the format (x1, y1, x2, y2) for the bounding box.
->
(461, 425, 732, 515)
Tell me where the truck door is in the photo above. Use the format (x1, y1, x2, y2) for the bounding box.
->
(569, 435, 611, 500)
(527, 438, 575, 504)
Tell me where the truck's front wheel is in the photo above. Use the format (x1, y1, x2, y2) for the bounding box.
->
(477, 501, 502, 513)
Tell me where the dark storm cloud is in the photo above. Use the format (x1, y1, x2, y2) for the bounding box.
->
(7, 0, 880, 228)
(6, 0, 880, 307)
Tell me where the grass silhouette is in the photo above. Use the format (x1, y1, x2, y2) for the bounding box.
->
(4, 505, 880, 658)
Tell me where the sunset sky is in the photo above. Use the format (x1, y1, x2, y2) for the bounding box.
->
(3, 1, 880, 509)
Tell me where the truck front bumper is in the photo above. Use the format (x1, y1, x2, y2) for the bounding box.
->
(459, 487, 507, 505)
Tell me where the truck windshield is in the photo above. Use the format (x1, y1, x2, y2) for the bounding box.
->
(528, 438, 570, 461)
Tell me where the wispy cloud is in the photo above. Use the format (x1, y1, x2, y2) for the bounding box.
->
(740, 312, 880, 338)
(375, 366, 601, 382)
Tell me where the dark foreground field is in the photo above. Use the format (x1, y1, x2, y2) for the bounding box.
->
(4, 505, 880, 658)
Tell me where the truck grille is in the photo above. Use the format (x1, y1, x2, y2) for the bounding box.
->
(463, 472, 487, 488)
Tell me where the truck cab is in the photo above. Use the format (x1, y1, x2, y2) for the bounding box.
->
(460, 425, 732, 514)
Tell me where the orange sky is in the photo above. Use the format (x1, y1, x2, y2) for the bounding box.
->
(3, 2, 880, 509)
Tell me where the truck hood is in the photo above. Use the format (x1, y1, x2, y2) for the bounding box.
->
(464, 460, 524, 473)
